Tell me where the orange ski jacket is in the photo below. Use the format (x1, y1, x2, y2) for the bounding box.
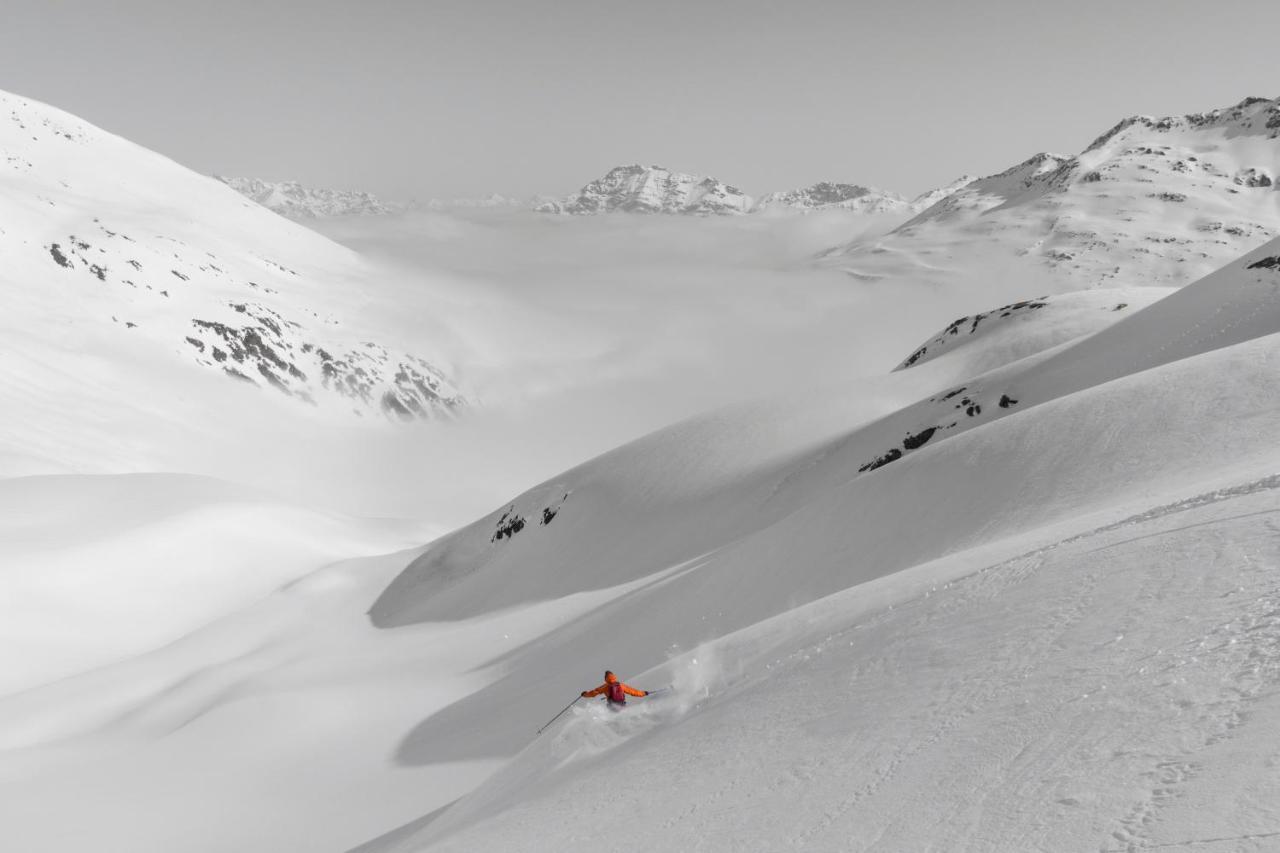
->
(582, 672, 646, 699)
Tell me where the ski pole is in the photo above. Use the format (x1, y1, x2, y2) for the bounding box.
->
(536, 696, 580, 735)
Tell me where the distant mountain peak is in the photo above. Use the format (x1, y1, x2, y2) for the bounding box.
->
(216, 177, 395, 219)
(753, 182, 910, 214)
(553, 164, 753, 215)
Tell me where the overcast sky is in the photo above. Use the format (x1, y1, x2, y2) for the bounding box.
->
(5, 0, 1279, 201)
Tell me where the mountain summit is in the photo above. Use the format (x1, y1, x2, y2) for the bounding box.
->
(544, 164, 754, 215)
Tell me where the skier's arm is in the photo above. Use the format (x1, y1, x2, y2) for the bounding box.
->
(621, 683, 647, 697)
(581, 683, 607, 697)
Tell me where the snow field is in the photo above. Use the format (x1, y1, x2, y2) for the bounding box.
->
(410, 483, 1280, 852)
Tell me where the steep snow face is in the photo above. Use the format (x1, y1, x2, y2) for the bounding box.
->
(352, 236, 1280, 853)
(216, 176, 395, 218)
(753, 182, 911, 215)
(827, 97, 1280, 290)
(0, 89, 462, 446)
(555, 164, 753, 215)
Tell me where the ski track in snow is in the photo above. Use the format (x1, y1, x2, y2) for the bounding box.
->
(414, 478, 1280, 853)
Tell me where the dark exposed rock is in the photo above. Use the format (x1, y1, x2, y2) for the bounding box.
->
(492, 510, 527, 542)
(858, 448, 902, 473)
(1247, 255, 1280, 271)
(897, 299, 1048, 370)
(998, 394, 1019, 408)
(903, 427, 937, 450)
(48, 244, 72, 268)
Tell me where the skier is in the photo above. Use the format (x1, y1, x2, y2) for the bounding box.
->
(581, 670, 649, 707)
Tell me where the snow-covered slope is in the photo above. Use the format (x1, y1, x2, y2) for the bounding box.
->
(546, 164, 754, 215)
(0, 89, 462, 456)
(826, 97, 1280, 290)
(5, 230, 1276, 853)
(341, 235, 1280, 851)
(216, 176, 396, 218)
(892, 285, 1172, 372)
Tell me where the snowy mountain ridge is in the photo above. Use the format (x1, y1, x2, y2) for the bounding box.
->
(827, 96, 1280, 290)
(538, 164, 975, 217)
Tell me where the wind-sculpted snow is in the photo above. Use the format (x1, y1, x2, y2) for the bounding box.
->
(0, 89, 462, 424)
(826, 96, 1280, 291)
